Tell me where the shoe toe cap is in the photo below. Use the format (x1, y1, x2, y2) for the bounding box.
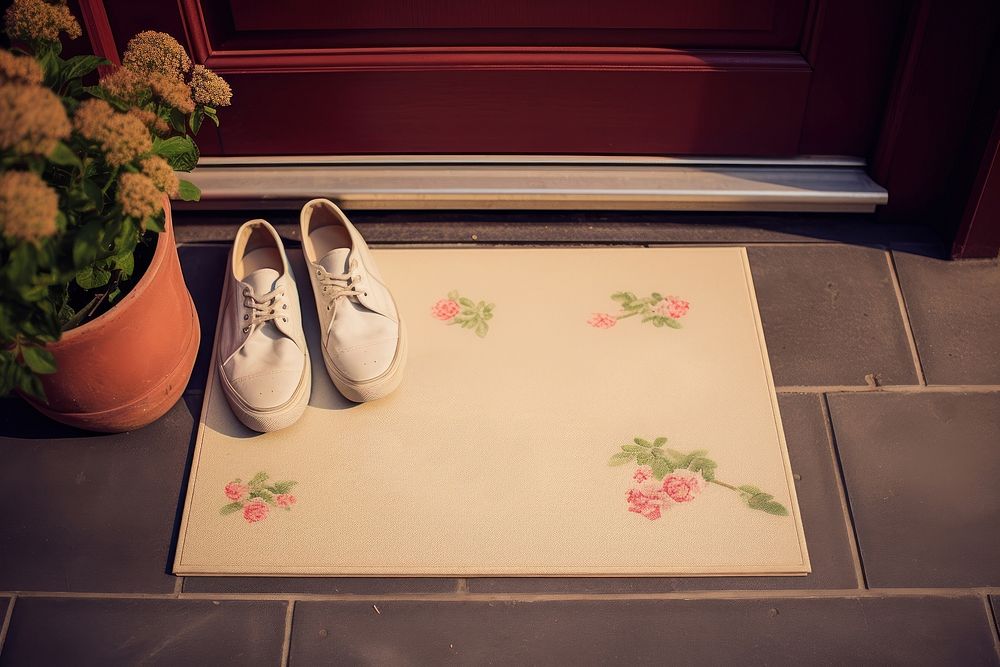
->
(331, 337, 399, 382)
(226, 356, 305, 411)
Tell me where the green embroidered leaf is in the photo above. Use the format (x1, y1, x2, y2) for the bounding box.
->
(663, 318, 682, 329)
(486, 303, 495, 310)
(219, 502, 243, 515)
(633, 437, 652, 448)
(651, 292, 663, 301)
(651, 448, 664, 456)
(641, 315, 655, 323)
(462, 319, 476, 330)
(636, 452, 652, 465)
(622, 444, 644, 453)
(447, 290, 459, 300)
(252, 490, 274, 503)
(758, 500, 789, 516)
(475, 321, 488, 338)
(610, 292, 630, 302)
(738, 484, 764, 496)
(652, 319, 665, 327)
(608, 452, 634, 466)
(653, 437, 667, 446)
(249, 471, 268, 488)
(270, 481, 297, 494)
(650, 456, 673, 480)
(482, 312, 493, 321)
(458, 297, 475, 307)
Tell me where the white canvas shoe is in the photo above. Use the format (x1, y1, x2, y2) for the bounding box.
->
(300, 198, 407, 402)
(216, 219, 310, 432)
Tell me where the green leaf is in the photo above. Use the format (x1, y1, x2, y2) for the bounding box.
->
(663, 318, 682, 329)
(61, 55, 108, 81)
(653, 437, 667, 446)
(82, 179, 104, 213)
(475, 321, 488, 338)
(458, 297, 474, 307)
(652, 319, 665, 328)
(251, 490, 274, 503)
(75, 265, 111, 289)
(152, 135, 199, 171)
(651, 292, 663, 301)
(169, 108, 187, 134)
(144, 213, 165, 233)
(622, 444, 644, 453)
(249, 471, 269, 488)
(758, 501, 789, 516)
(48, 141, 81, 168)
(111, 251, 134, 277)
(177, 179, 201, 202)
(18, 370, 46, 403)
(270, 480, 297, 494)
(72, 221, 102, 267)
(633, 437, 652, 448)
(608, 452, 634, 466)
(636, 452, 652, 465)
(650, 456, 673, 480)
(22, 347, 56, 374)
(447, 290, 459, 300)
(203, 106, 220, 127)
(219, 502, 243, 515)
(738, 485, 764, 496)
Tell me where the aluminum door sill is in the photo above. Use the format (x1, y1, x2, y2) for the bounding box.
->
(179, 156, 887, 212)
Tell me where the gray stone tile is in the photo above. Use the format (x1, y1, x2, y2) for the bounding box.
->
(0, 598, 286, 666)
(183, 576, 458, 595)
(893, 249, 1000, 384)
(468, 394, 859, 593)
(178, 245, 228, 394)
(828, 392, 1000, 587)
(0, 397, 199, 593)
(747, 245, 918, 386)
(289, 597, 997, 665)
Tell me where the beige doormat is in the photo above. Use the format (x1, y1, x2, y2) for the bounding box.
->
(174, 247, 809, 577)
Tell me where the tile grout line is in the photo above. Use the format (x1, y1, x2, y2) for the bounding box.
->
(456, 579, 469, 594)
(820, 394, 869, 590)
(7, 588, 999, 603)
(0, 596, 15, 656)
(984, 595, 1000, 661)
(279, 600, 295, 667)
(884, 250, 927, 385)
(173, 577, 183, 596)
(775, 385, 1000, 394)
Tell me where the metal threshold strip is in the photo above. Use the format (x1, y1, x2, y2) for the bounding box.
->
(180, 155, 887, 212)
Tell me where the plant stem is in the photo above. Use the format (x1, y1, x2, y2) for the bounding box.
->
(708, 479, 741, 493)
(616, 310, 642, 319)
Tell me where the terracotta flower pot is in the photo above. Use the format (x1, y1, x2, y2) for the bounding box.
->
(29, 199, 200, 432)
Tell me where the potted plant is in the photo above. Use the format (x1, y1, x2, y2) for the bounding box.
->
(0, 0, 232, 431)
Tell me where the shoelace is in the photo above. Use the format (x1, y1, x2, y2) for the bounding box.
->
(315, 259, 366, 312)
(241, 286, 288, 334)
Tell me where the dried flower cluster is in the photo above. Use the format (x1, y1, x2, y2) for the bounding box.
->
(4, 0, 80, 43)
(99, 67, 147, 104)
(122, 30, 191, 80)
(140, 155, 179, 197)
(127, 107, 169, 135)
(0, 83, 70, 155)
(0, 170, 58, 242)
(190, 64, 232, 107)
(149, 72, 194, 114)
(73, 98, 152, 167)
(0, 50, 42, 85)
(116, 172, 162, 221)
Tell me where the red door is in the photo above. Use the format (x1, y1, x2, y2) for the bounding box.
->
(82, 0, 903, 158)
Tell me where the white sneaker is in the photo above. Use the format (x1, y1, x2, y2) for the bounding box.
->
(300, 198, 407, 402)
(216, 219, 310, 432)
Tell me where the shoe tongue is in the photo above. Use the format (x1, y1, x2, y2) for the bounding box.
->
(318, 248, 351, 274)
(242, 267, 280, 295)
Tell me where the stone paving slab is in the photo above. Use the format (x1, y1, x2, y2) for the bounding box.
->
(828, 392, 1000, 588)
(893, 249, 1000, 384)
(0, 597, 287, 666)
(0, 398, 199, 593)
(467, 394, 860, 593)
(289, 597, 999, 665)
(747, 245, 918, 387)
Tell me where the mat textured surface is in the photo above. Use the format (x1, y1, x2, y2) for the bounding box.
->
(174, 247, 808, 576)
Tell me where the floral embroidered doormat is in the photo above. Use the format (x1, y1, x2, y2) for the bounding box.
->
(175, 248, 809, 576)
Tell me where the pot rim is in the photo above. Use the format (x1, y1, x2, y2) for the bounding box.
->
(53, 196, 174, 345)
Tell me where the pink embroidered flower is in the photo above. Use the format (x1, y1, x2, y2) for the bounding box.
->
(662, 471, 705, 503)
(224, 482, 248, 501)
(275, 494, 296, 508)
(626, 485, 669, 520)
(242, 499, 269, 523)
(632, 465, 653, 483)
(654, 296, 690, 319)
(588, 313, 617, 328)
(431, 298, 460, 320)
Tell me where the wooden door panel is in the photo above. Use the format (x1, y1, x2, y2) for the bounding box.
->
(83, 0, 897, 157)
